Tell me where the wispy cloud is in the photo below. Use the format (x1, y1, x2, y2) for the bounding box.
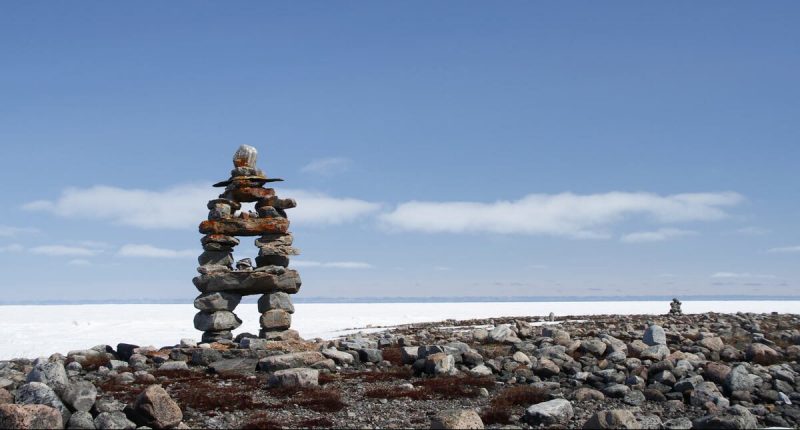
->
(24, 184, 380, 229)
(67, 259, 92, 266)
(734, 226, 770, 236)
(117, 244, 195, 258)
(0, 225, 39, 237)
(766, 245, 800, 253)
(380, 192, 743, 238)
(29, 245, 103, 257)
(290, 260, 373, 269)
(0, 243, 24, 253)
(711, 272, 777, 279)
(301, 157, 352, 175)
(621, 228, 696, 243)
(23, 184, 215, 229)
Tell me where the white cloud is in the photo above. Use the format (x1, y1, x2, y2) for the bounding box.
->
(290, 260, 373, 269)
(0, 243, 24, 253)
(380, 192, 743, 238)
(621, 228, 696, 243)
(301, 157, 352, 175)
(734, 226, 770, 236)
(117, 244, 195, 258)
(23, 184, 216, 229)
(767, 245, 800, 253)
(29, 245, 102, 257)
(711, 272, 777, 279)
(285, 189, 380, 225)
(67, 259, 92, 266)
(24, 184, 380, 229)
(0, 225, 39, 237)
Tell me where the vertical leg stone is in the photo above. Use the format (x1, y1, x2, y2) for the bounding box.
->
(260, 309, 292, 332)
(257, 292, 295, 314)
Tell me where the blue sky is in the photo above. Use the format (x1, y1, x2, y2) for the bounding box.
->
(1, 1, 799, 302)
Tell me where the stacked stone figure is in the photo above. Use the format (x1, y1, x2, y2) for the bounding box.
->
(192, 145, 302, 343)
(669, 298, 683, 316)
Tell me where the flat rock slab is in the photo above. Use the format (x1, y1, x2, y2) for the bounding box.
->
(208, 358, 258, 376)
(193, 269, 301, 296)
(199, 218, 288, 236)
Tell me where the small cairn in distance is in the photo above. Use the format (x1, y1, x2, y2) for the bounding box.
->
(193, 145, 302, 343)
(669, 297, 683, 316)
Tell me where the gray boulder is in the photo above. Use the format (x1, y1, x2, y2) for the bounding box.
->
(193, 311, 242, 331)
(431, 409, 484, 429)
(425, 353, 456, 376)
(62, 381, 98, 412)
(581, 409, 639, 429)
(208, 358, 258, 376)
(690, 381, 730, 409)
(26, 360, 69, 396)
(93, 411, 135, 429)
(358, 349, 383, 363)
(67, 410, 96, 429)
(193, 292, 241, 312)
(692, 405, 758, 429)
(524, 399, 574, 425)
(640, 344, 669, 361)
(268, 368, 319, 388)
(321, 348, 354, 365)
(489, 325, 521, 344)
(643, 325, 667, 346)
(724, 365, 755, 393)
(257, 352, 326, 371)
(257, 292, 295, 313)
(15, 381, 71, 424)
(126, 385, 183, 429)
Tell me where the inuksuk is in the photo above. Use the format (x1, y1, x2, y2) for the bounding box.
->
(192, 145, 302, 343)
(669, 297, 683, 315)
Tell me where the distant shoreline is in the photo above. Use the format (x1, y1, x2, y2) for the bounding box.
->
(2, 295, 800, 306)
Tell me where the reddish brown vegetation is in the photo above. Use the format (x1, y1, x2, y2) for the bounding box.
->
(338, 367, 414, 383)
(273, 387, 346, 413)
(380, 347, 404, 366)
(298, 417, 334, 428)
(413, 375, 494, 399)
(480, 385, 550, 425)
(364, 386, 428, 400)
(154, 369, 267, 412)
(241, 412, 282, 429)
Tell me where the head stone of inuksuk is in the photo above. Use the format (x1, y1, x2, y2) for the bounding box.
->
(192, 145, 301, 343)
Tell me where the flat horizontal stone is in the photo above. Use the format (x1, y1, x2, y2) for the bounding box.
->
(201, 234, 240, 247)
(199, 218, 289, 236)
(255, 233, 293, 247)
(255, 196, 297, 210)
(193, 269, 301, 295)
(208, 358, 258, 376)
(193, 311, 242, 331)
(224, 187, 275, 203)
(257, 352, 326, 371)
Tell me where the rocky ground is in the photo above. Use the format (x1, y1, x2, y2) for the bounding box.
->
(1, 311, 800, 429)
